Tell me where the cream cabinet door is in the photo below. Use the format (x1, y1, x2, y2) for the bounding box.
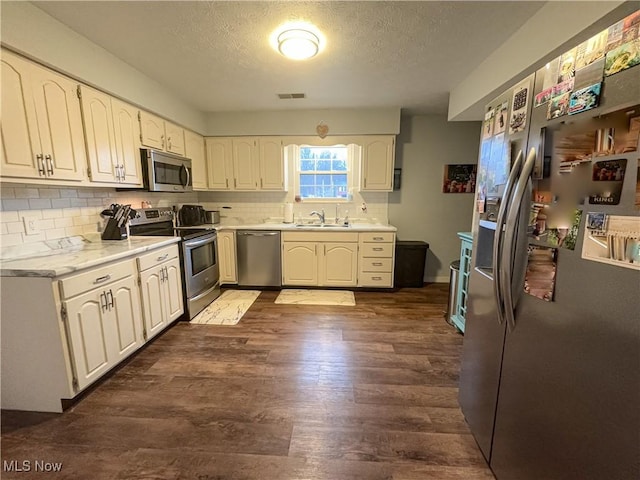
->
(139, 265, 167, 341)
(139, 110, 166, 150)
(259, 137, 285, 190)
(80, 85, 118, 183)
(108, 276, 143, 362)
(361, 136, 395, 191)
(165, 121, 185, 156)
(163, 257, 184, 323)
(0, 51, 42, 179)
(30, 63, 86, 181)
(185, 130, 207, 189)
(232, 137, 259, 190)
(64, 288, 113, 391)
(112, 98, 143, 186)
(218, 231, 238, 284)
(282, 242, 318, 286)
(206, 137, 233, 190)
(320, 243, 358, 287)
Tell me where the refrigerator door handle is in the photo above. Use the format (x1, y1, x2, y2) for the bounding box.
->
(501, 148, 537, 332)
(492, 150, 523, 325)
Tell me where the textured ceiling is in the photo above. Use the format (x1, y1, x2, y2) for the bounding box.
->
(33, 1, 546, 116)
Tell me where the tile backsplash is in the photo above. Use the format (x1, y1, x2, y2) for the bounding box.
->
(0, 183, 389, 248)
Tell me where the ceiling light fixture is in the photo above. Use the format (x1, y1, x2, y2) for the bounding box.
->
(271, 22, 323, 61)
(278, 28, 319, 60)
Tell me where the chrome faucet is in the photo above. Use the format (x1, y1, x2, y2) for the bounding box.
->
(310, 209, 325, 224)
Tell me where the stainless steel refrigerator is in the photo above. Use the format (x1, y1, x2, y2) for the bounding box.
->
(458, 12, 640, 479)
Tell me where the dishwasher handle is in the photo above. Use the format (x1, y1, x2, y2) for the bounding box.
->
(237, 231, 280, 236)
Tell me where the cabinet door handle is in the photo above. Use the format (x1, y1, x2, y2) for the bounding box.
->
(36, 154, 45, 176)
(225, 179, 229, 188)
(260, 178, 263, 188)
(100, 292, 108, 312)
(119, 165, 125, 181)
(168, 137, 172, 149)
(115, 165, 121, 182)
(93, 274, 111, 284)
(234, 178, 237, 188)
(161, 135, 165, 149)
(107, 289, 114, 310)
(45, 154, 54, 175)
(160, 267, 165, 283)
(324, 244, 326, 256)
(164, 266, 169, 283)
(315, 245, 318, 256)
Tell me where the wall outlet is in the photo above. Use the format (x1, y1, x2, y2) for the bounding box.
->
(22, 216, 40, 235)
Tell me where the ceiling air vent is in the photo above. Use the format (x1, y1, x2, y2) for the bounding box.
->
(277, 93, 306, 99)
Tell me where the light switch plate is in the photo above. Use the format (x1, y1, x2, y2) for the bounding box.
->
(22, 216, 39, 235)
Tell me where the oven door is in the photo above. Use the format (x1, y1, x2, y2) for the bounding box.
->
(182, 232, 219, 298)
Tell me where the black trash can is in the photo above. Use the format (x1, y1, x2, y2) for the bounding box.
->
(394, 241, 429, 287)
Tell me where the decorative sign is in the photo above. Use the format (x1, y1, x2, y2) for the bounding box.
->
(509, 80, 530, 134)
(589, 158, 627, 205)
(443, 164, 477, 193)
(547, 92, 570, 120)
(493, 102, 508, 134)
(568, 83, 601, 115)
(604, 38, 640, 76)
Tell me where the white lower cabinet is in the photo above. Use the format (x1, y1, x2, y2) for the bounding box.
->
(138, 245, 183, 341)
(282, 232, 358, 287)
(358, 232, 396, 287)
(64, 273, 142, 391)
(218, 230, 238, 284)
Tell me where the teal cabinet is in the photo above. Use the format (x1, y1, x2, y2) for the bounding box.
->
(451, 232, 472, 333)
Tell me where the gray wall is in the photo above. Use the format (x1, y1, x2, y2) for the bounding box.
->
(389, 115, 481, 282)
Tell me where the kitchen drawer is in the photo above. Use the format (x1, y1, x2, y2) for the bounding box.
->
(59, 259, 135, 299)
(360, 257, 393, 272)
(137, 244, 180, 272)
(360, 243, 394, 258)
(282, 231, 358, 243)
(359, 232, 395, 243)
(358, 272, 393, 287)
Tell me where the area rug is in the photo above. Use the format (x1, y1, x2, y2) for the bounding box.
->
(190, 290, 261, 325)
(274, 289, 356, 306)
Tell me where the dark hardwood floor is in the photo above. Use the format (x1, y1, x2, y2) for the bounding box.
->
(1, 284, 494, 479)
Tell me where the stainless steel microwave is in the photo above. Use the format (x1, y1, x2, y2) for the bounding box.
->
(141, 149, 193, 192)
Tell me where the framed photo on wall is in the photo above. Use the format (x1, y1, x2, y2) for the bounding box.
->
(443, 164, 477, 193)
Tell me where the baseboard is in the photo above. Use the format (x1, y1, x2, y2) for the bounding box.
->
(425, 275, 450, 283)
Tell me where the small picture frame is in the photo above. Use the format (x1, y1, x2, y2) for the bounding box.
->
(443, 164, 477, 193)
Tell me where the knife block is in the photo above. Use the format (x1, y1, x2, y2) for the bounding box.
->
(101, 218, 128, 240)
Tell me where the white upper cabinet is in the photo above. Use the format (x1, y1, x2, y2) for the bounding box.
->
(205, 136, 285, 191)
(1, 49, 85, 182)
(80, 85, 142, 186)
(111, 98, 143, 186)
(232, 137, 259, 190)
(259, 137, 286, 190)
(360, 135, 395, 191)
(206, 137, 233, 190)
(139, 110, 185, 156)
(184, 130, 207, 190)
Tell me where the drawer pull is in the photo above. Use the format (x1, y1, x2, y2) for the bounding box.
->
(372, 276, 382, 280)
(373, 262, 383, 266)
(157, 253, 169, 262)
(93, 275, 111, 285)
(373, 237, 384, 241)
(373, 247, 383, 251)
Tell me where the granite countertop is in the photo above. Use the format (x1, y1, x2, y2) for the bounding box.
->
(216, 222, 398, 232)
(1, 234, 180, 278)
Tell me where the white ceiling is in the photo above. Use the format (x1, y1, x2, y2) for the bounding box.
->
(33, 1, 546, 117)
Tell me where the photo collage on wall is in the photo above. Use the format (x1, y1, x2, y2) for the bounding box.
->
(534, 11, 640, 120)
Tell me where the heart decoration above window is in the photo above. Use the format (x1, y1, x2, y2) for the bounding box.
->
(316, 122, 329, 138)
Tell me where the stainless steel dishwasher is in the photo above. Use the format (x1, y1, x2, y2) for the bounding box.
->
(236, 230, 282, 286)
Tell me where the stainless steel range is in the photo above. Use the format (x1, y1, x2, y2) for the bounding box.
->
(129, 207, 220, 319)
